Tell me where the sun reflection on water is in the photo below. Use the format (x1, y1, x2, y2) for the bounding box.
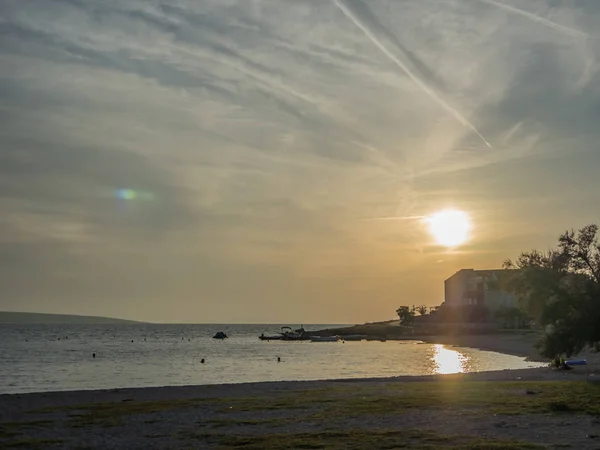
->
(431, 344, 469, 374)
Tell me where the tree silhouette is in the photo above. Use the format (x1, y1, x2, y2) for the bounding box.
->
(504, 224, 600, 357)
(396, 306, 415, 325)
(415, 305, 428, 316)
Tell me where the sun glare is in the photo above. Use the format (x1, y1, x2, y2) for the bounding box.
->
(427, 209, 471, 247)
(431, 344, 468, 374)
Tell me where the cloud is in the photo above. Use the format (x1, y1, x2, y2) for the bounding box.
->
(333, 0, 492, 147)
(0, 0, 599, 321)
(471, 0, 593, 39)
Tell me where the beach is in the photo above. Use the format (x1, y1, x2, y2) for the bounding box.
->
(324, 323, 600, 366)
(1, 368, 599, 449)
(2, 333, 600, 449)
(420, 333, 600, 369)
(417, 333, 551, 362)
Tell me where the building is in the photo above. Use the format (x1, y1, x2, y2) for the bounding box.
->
(444, 269, 517, 311)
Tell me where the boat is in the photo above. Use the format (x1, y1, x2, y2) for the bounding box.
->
(212, 331, 228, 339)
(259, 333, 284, 341)
(310, 336, 339, 342)
(281, 326, 310, 341)
(259, 326, 311, 341)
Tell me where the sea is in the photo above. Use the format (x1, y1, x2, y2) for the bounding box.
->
(0, 324, 543, 395)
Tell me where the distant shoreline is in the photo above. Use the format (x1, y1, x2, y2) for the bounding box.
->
(0, 311, 144, 324)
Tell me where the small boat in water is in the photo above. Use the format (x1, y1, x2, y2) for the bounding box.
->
(281, 326, 310, 341)
(259, 333, 284, 341)
(259, 326, 311, 341)
(310, 336, 339, 342)
(212, 331, 228, 339)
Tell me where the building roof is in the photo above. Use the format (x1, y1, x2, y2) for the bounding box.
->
(445, 268, 515, 282)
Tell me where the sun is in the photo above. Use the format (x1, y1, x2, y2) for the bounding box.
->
(426, 209, 471, 247)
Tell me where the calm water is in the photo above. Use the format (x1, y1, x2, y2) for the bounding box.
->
(0, 324, 543, 394)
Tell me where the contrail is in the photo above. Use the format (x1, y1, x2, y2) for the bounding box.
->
(474, 0, 591, 39)
(333, 0, 492, 148)
(501, 120, 523, 143)
(337, 0, 446, 92)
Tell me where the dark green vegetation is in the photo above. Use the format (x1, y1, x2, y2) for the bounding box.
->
(211, 381, 600, 417)
(1, 420, 64, 448)
(505, 224, 600, 357)
(30, 398, 204, 428)
(0, 311, 142, 324)
(2, 438, 64, 448)
(0, 420, 55, 439)
(212, 430, 543, 450)
(2, 381, 599, 448)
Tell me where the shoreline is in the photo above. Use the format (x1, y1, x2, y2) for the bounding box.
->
(0, 332, 563, 399)
(3, 330, 598, 400)
(414, 333, 547, 362)
(319, 324, 594, 364)
(0, 365, 592, 404)
(0, 334, 547, 399)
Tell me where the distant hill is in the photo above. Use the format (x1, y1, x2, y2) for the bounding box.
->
(0, 312, 144, 324)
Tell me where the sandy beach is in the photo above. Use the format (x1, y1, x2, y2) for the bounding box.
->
(2, 332, 600, 449)
(419, 333, 550, 362)
(326, 324, 600, 367)
(421, 334, 600, 371)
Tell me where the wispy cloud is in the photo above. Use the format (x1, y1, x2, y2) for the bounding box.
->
(333, 0, 492, 147)
(472, 0, 594, 39)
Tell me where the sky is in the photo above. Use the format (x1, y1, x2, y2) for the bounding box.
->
(1, 0, 599, 324)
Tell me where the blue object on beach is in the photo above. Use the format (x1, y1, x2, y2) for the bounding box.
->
(565, 359, 587, 366)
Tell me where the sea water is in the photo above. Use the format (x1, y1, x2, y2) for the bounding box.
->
(0, 324, 542, 394)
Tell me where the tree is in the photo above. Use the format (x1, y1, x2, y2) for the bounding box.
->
(503, 224, 600, 357)
(415, 305, 428, 316)
(494, 306, 530, 329)
(432, 303, 490, 323)
(396, 306, 415, 325)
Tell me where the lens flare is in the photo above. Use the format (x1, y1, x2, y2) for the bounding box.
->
(116, 189, 136, 200)
(115, 189, 155, 201)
